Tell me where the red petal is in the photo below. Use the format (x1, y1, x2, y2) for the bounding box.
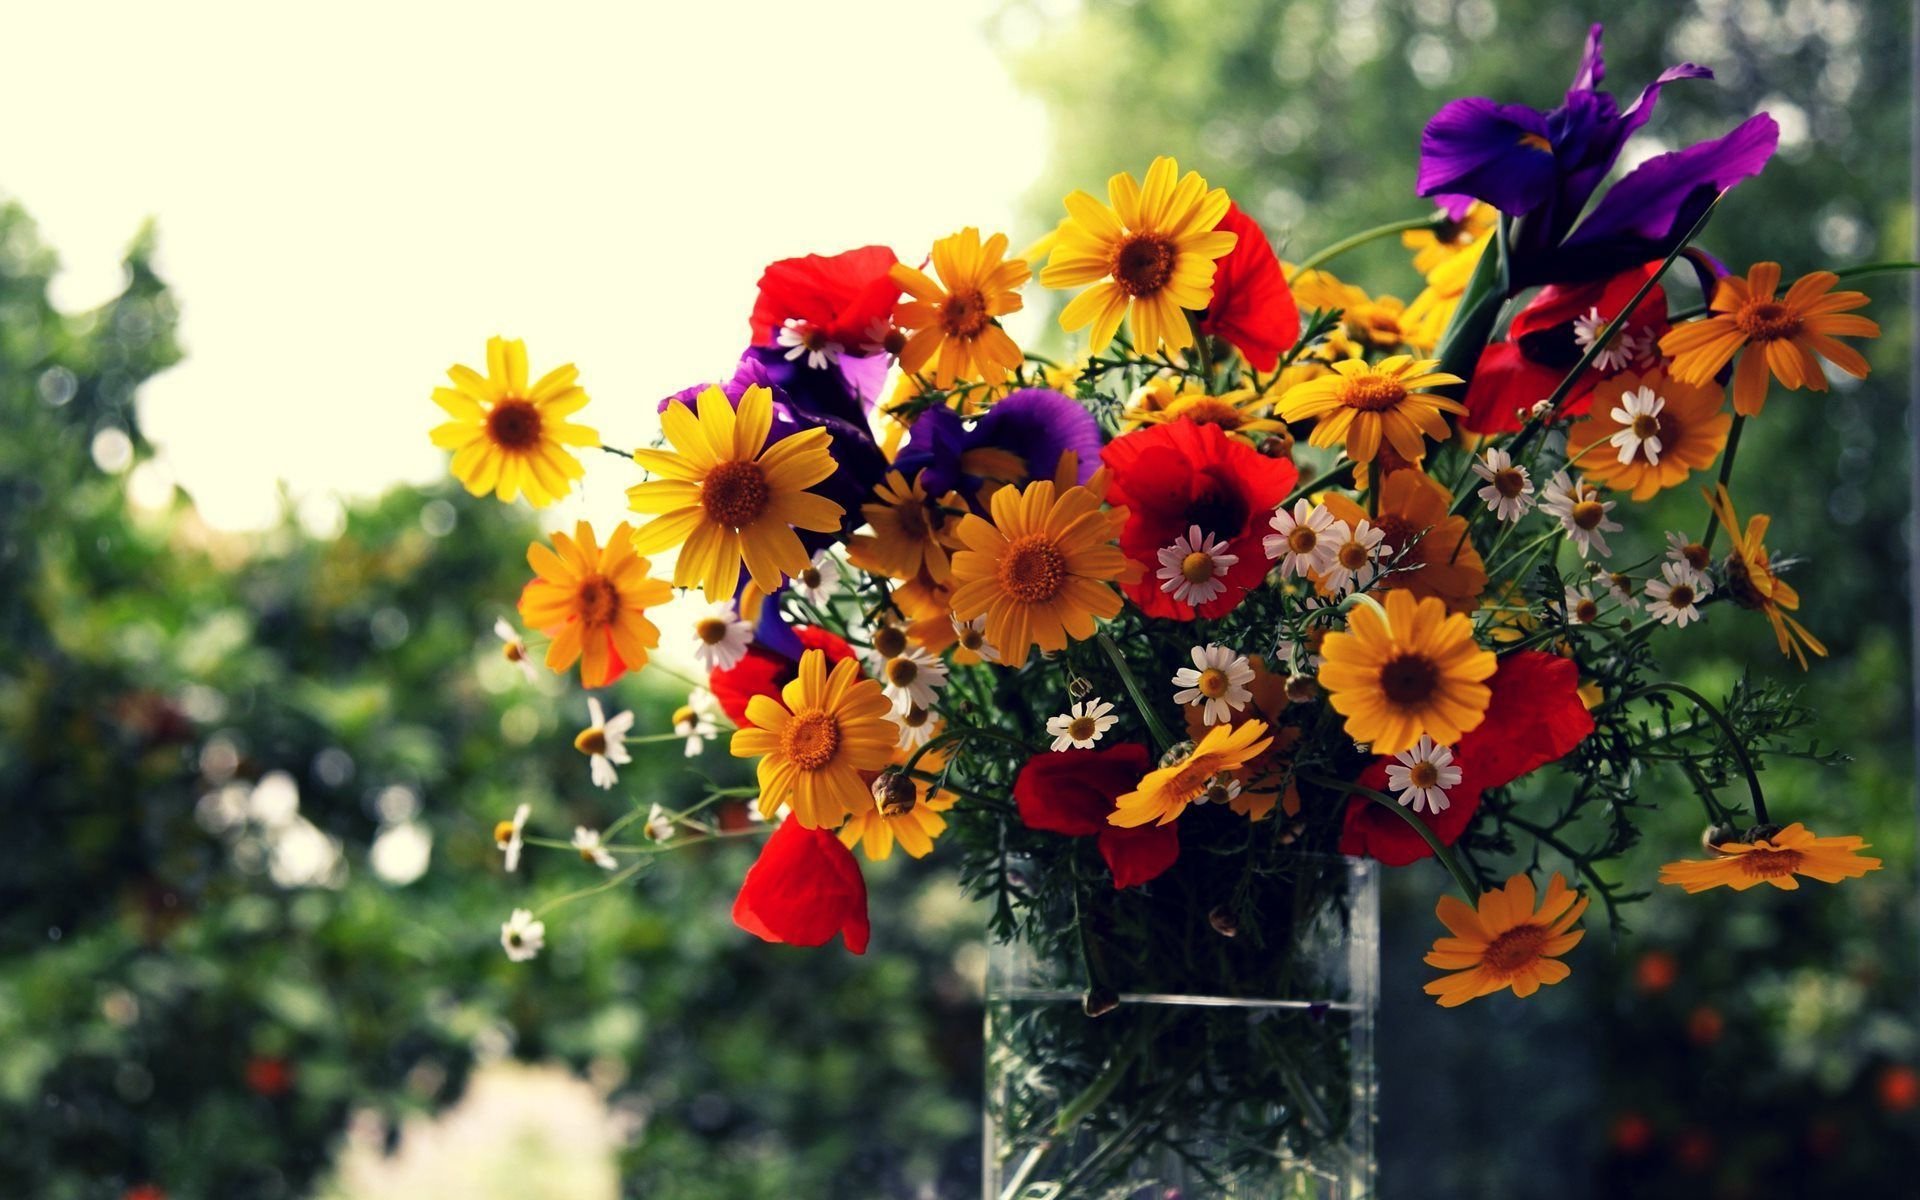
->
(1015, 743, 1152, 837)
(749, 245, 901, 348)
(1096, 825, 1181, 889)
(1195, 203, 1300, 372)
(732, 819, 871, 954)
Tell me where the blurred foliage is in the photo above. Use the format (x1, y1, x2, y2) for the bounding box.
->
(1002, 0, 1918, 1193)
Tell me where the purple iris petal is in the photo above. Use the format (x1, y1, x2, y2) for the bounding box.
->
(893, 388, 1102, 512)
(1416, 96, 1559, 217)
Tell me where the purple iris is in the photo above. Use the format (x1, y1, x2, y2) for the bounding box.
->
(891, 388, 1104, 513)
(1416, 23, 1778, 289)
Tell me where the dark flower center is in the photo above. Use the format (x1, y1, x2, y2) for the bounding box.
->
(701, 460, 771, 527)
(1379, 653, 1438, 707)
(574, 576, 621, 628)
(1735, 301, 1801, 342)
(780, 710, 841, 771)
(1112, 233, 1177, 297)
(999, 535, 1069, 603)
(487, 398, 543, 450)
(1482, 923, 1550, 974)
(941, 289, 992, 338)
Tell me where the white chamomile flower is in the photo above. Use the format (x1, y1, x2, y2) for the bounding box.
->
(1384, 736, 1461, 814)
(1320, 518, 1388, 594)
(891, 706, 941, 749)
(1046, 698, 1118, 752)
(1471, 447, 1535, 522)
(501, 908, 545, 963)
(1607, 384, 1667, 465)
(1264, 500, 1348, 578)
(1155, 524, 1240, 608)
(1274, 634, 1323, 675)
(673, 688, 721, 758)
(1564, 586, 1602, 625)
(643, 803, 676, 844)
(1572, 305, 1650, 374)
(574, 697, 633, 790)
(1171, 644, 1255, 727)
(1645, 562, 1712, 627)
(880, 644, 948, 713)
(691, 601, 754, 671)
(776, 317, 843, 369)
(494, 802, 531, 873)
(1665, 530, 1711, 573)
(1539, 470, 1621, 558)
(794, 550, 840, 605)
(571, 826, 617, 871)
(1602, 570, 1640, 610)
(1196, 774, 1242, 807)
(950, 613, 1001, 663)
(494, 617, 539, 682)
(861, 316, 905, 358)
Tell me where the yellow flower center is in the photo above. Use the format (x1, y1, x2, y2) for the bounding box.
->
(1287, 526, 1319, 554)
(701, 459, 771, 528)
(999, 534, 1069, 603)
(1167, 395, 1248, 430)
(1067, 714, 1099, 742)
(940, 288, 993, 339)
(1204, 781, 1234, 806)
(1344, 305, 1405, 346)
(1337, 540, 1371, 570)
(800, 567, 823, 589)
(574, 576, 621, 629)
(486, 398, 544, 450)
(1570, 499, 1607, 531)
(1196, 667, 1233, 699)
(573, 727, 608, 756)
(1338, 372, 1409, 413)
(1111, 232, 1177, 297)
(779, 709, 841, 771)
(695, 616, 731, 646)
(1630, 412, 1662, 441)
(1574, 597, 1600, 624)
(1180, 551, 1217, 584)
(501, 641, 527, 664)
(1736, 846, 1804, 879)
(885, 657, 919, 687)
(900, 705, 932, 729)
(493, 820, 516, 843)
(1379, 653, 1438, 707)
(872, 625, 909, 659)
(1517, 132, 1552, 153)
(1481, 923, 1550, 974)
(1492, 468, 1526, 498)
(672, 704, 697, 727)
(1409, 761, 1441, 789)
(1735, 300, 1802, 343)
(958, 626, 987, 652)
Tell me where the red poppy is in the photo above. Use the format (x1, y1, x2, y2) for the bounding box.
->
(244, 1055, 294, 1097)
(748, 245, 901, 348)
(732, 818, 871, 953)
(708, 625, 856, 726)
(124, 1188, 167, 1200)
(1195, 203, 1300, 372)
(1462, 261, 1669, 434)
(1102, 419, 1298, 620)
(1014, 744, 1177, 889)
(1339, 651, 1593, 865)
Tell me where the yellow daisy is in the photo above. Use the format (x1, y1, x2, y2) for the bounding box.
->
(1402, 202, 1497, 278)
(1122, 378, 1287, 442)
(1040, 156, 1237, 356)
(626, 384, 845, 600)
(1705, 485, 1827, 668)
(1423, 873, 1588, 1008)
(1657, 823, 1881, 893)
(1318, 588, 1496, 756)
(845, 470, 962, 584)
(430, 336, 597, 507)
(839, 748, 957, 861)
(1109, 720, 1275, 828)
(1277, 355, 1465, 465)
(729, 650, 896, 830)
(948, 479, 1135, 665)
(892, 228, 1029, 387)
(517, 521, 674, 688)
(1287, 266, 1412, 351)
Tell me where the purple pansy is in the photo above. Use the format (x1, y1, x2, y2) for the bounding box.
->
(892, 388, 1104, 513)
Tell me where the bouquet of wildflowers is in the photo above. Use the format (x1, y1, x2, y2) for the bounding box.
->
(435, 22, 1890, 1192)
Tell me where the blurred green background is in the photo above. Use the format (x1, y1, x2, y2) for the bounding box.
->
(1, 2, 1913, 1197)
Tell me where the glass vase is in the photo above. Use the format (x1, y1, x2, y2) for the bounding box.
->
(983, 854, 1378, 1199)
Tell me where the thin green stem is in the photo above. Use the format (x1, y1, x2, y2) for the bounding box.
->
(1096, 632, 1178, 752)
(598, 444, 633, 460)
(1699, 414, 1746, 554)
(1303, 773, 1478, 901)
(1616, 682, 1771, 825)
(1288, 213, 1444, 280)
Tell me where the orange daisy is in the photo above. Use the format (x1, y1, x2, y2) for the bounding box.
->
(1423, 872, 1588, 1008)
(517, 521, 674, 688)
(1567, 367, 1731, 501)
(1705, 485, 1827, 668)
(1321, 470, 1487, 613)
(891, 227, 1029, 387)
(1658, 823, 1881, 893)
(729, 650, 896, 830)
(1660, 262, 1879, 416)
(845, 470, 962, 584)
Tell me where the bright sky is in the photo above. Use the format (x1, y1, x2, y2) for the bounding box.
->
(1, 2, 1051, 535)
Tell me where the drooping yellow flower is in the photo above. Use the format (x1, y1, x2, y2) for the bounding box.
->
(948, 479, 1135, 665)
(517, 521, 674, 688)
(1660, 262, 1879, 417)
(1567, 368, 1731, 501)
(1277, 356, 1465, 465)
(1040, 156, 1237, 356)
(430, 337, 597, 507)
(1318, 588, 1496, 755)
(1657, 823, 1881, 893)
(1705, 485, 1827, 668)
(892, 228, 1029, 387)
(1402, 202, 1498, 278)
(839, 747, 957, 861)
(1109, 720, 1275, 828)
(1423, 873, 1588, 1008)
(1121, 377, 1287, 442)
(1287, 266, 1412, 352)
(730, 650, 896, 830)
(845, 470, 962, 583)
(626, 385, 844, 600)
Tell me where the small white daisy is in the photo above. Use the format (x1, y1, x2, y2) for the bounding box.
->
(1572, 305, 1650, 374)
(1171, 644, 1256, 727)
(1155, 524, 1240, 608)
(860, 316, 905, 358)
(1318, 518, 1388, 595)
(1645, 562, 1712, 627)
(643, 803, 676, 844)
(501, 908, 545, 963)
(1539, 471, 1621, 558)
(1665, 531, 1712, 573)
(1046, 698, 1119, 752)
(691, 601, 754, 672)
(1601, 569, 1640, 610)
(1470, 448, 1536, 522)
(890, 705, 941, 749)
(494, 802, 531, 873)
(1195, 774, 1242, 807)
(494, 617, 539, 682)
(793, 550, 840, 606)
(1607, 384, 1667, 465)
(1273, 633, 1323, 675)
(776, 317, 843, 370)
(574, 697, 633, 790)
(950, 613, 1001, 663)
(673, 688, 721, 758)
(880, 645, 948, 713)
(1384, 736, 1462, 814)
(1264, 500, 1348, 578)
(571, 826, 617, 870)
(1563, 586, 1602, 625)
